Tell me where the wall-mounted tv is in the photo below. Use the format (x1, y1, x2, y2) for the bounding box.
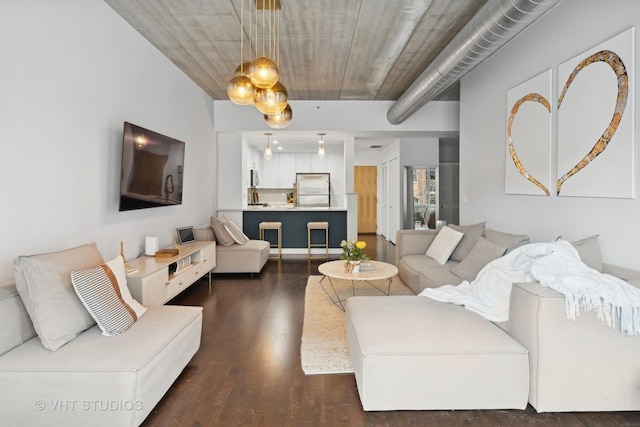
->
(119, 122, 185, 211)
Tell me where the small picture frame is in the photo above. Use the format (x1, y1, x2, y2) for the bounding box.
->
(176, 226, 196, 245)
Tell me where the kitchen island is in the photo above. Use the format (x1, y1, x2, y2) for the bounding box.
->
(243, 207, 347, 251)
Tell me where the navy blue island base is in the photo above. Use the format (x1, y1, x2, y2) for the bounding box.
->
(243, 209, 348, 249)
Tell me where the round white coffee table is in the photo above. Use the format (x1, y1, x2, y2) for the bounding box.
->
(317, 260, 399, 311)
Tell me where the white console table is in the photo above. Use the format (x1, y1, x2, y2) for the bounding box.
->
(126, 241, 216, 305)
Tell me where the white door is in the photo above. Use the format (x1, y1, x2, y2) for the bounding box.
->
(388, 157, 399, 244)
(380, 162, 388, 239)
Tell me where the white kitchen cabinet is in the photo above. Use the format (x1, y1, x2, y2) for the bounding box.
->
(311, 152, 327, 172)
(279, 153, 296, 187)
(247, 146, 260, 174)
(296, 152, 329, 173)
(295, 153, 312, 173)
(260, 151, 339, 188)
(262, 153, 296, 188)
(262, 154, 280, 188)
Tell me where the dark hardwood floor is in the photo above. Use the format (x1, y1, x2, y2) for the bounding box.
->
(142, 235, 640, 426)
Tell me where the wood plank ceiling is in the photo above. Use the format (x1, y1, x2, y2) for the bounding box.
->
(103, 0, 488, 102)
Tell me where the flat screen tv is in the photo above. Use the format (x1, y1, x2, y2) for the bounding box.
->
(119, 122, 185, 211)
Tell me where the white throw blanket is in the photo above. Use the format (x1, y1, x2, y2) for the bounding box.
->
(420, 240, 640, 335)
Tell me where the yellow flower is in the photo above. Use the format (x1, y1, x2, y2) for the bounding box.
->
(340, 237, 369, 262)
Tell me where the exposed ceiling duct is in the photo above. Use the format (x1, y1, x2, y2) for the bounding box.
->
(387, 0, 562, 125)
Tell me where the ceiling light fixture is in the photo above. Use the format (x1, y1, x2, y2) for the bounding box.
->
(255, 81, 288, 114)
(226, 1, 255, 105)
(264, 132, 273, 161)
(317, 132, 326, 160)
(249, 0, 279, 88)
(264, 103, 292, 128)
(227, 0, 292, 128)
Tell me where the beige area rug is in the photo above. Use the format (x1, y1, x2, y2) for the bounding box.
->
(301, 274, 414, 375)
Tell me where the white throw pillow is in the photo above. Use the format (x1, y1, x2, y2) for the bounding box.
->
(13, 242, 104, 351)
(425, 226, 464, 265)
(223, 217, 250, 245)
(71, 255, 147, 336)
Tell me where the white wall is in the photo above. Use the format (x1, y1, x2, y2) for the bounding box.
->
(217, 133, 245, 209)
(399, 137, 439, 169)
(460, 0, 640, 269)
(0, 0, 216, 283)
(353, 147, 382, 166)
(213, 100, 459, 133)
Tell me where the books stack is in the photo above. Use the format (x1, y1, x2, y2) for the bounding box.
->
(155, 248, 179, 258)
(359, 262, 375, 271)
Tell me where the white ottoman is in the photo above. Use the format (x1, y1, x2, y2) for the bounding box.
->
(345, 296, 529, 411)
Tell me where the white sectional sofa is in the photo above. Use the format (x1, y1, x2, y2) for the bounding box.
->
(347, 227, 640, 412)
(0, 243, 203, 426)
(510, 264, 640, 412)
(194, 217, 270, 275)
(395, 224, 529, 294)
(346, 295, 529, 411)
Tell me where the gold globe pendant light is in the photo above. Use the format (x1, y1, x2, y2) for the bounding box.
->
(227, 75, 256, 106)
(255, 81, 288, 115)
(264, 103, 292, 128)
(227, 1, 257, 105)
(249, 0, 280, 89)
(249, 56, 279, 89)
(228, 0, 292, 126)
(234, 61, 252, 77)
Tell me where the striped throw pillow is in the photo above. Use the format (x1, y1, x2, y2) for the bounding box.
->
(71, 255, 147, 336)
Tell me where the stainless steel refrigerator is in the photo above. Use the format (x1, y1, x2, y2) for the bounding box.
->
(296, 173, 330, 207)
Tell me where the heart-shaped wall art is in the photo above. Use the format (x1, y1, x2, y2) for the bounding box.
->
(507, 92, 551, 195)
(508, 49, 628, 196)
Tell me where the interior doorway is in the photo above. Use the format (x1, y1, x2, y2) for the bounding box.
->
(354, 166, 377, 234)
(404, 166, 438, 229)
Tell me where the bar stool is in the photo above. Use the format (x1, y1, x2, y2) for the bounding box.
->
(307, 221, 329, 259)
(259, 221, 282, 260)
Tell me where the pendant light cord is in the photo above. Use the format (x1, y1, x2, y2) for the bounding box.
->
(240, 0, 244, 73)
